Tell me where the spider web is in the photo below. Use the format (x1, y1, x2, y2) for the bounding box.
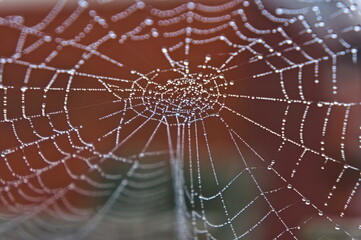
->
(0, 0, 360, 239)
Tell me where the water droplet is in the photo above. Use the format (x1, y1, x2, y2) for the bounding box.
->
(350, 4, 357, 11)
(78, 0, 88, 8)
(44, 35, 52, 42)
(144, 18, 153, 26)
(187, 2, 196, 10)
(108, 31, 117, 39)
(276, 8, 283, 15)
(354, 25, 361, 32)
(151, 30, 159, 38)
(136, 1, 145, 9)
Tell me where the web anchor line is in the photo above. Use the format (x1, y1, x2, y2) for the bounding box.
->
(166, 119, 190, 240)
